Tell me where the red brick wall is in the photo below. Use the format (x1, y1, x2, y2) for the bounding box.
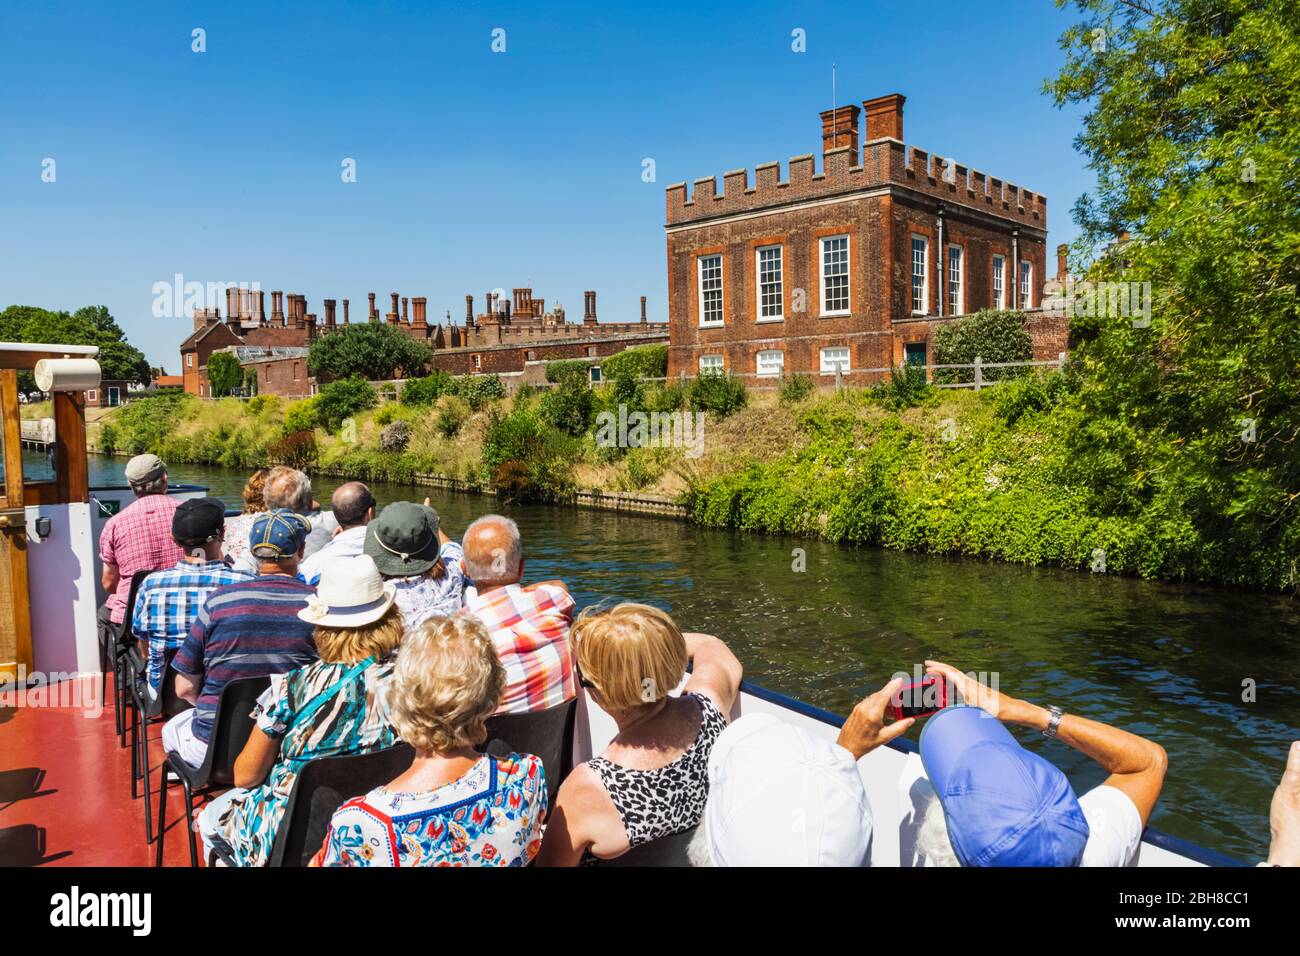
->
(430, 332, 668, 376)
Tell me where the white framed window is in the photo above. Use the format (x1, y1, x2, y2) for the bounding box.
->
(756, 245, 784, 321)
(586, 346, 596, 357)
(992, 255, 1006, 309)
(526, 350, 536, 361)
(472, 354, 481, 369)
(819, 235, 850, 315)
(819, 346, 851, 375)
(186, 353, 194, 368)
(911, 236, 928, 314)
(697, 254, 724, 326)
(699, 354, 724, 374)
(86, 389, 98, 403)
(756, 349, 784, 377)
(1019, 261, 1033, 308)
(947, 245, 964, 316)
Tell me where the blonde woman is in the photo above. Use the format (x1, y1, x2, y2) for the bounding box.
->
(313, 615, 547, 867)
(535, 603, 742, 866)
(197, 555, 402, 867)
(221, 468, 269, 569)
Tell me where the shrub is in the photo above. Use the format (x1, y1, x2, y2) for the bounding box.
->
(932, 310, 1034, 385)
(538, 381, 594, 436)
(246, 394, 279, 417)
(400, 370, 451, 407)
(380, 419, 411, 452)
(206, 352, 243, 397)
(869, 364, 933, 410)
(449, 374, 505, 410)
(283, 397, 319, 435)
(268, 430, 318, 469)
(481, 408, 579, 502)
(314, 377, 377, 433)
(545, 360, 590, 387)
(688, 372, 748, 418)
(642, 382, 685, 413)
(600, 344, 668, 381)
(434, 394, 471, 437)
(779, 373, 814, 405)
(97, 422, 118, 454)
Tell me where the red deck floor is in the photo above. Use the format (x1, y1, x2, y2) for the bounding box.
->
(1, 675, 206, 867)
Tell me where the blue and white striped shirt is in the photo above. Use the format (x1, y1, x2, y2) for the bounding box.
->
(131, 560, 252, 691)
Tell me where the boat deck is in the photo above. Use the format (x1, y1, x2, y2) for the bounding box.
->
(1, 675, 199, 867)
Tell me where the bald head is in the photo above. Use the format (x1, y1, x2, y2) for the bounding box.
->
(332, 481, 375, 529)
(463, 515, 523, 586)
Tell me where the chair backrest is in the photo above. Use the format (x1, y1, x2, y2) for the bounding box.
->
(481, 698, 576, 804)
(156, 651, 193, 720)
(597, 825, 700, 867)
(268, 743, 415, 867)
(195, 675, 272, 787)
(118, 569, 155, 646)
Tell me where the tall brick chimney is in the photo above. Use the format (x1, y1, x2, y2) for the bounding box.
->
(465, 295, 474, 325)
(1056, 244, 1069, 281)
(271, 291, 284, 326)
(324, 298, 337, 327)
(640, 295, 647, 323)
(225, 287, 239, 325)
(388, 292, 399, 325)
(484, 291, 493, 318)
(401, 296, 409, 324)
(583, 290, 598, 325)
(342, 298, 350, 324)
(820, 104, 861, 162)
(252, 290, 266, 324)
(368, 292, 377, 322)
(863, 93, 905, 141)
(412, 296, 427, 329)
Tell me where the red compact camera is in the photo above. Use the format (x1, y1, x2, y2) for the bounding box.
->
(889, 676, 950, 720)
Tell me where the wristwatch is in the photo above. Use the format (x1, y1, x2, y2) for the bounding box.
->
(1042, 705, 1064, 738)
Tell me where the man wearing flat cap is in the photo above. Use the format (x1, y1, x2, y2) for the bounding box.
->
(98, 454, 186, 659)
(130, 498, 251, 699)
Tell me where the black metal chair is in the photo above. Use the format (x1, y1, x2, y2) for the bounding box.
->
(266, 743, 415, 868)
(155, 675, 270, 867)
(596, 825, 700, 867)
(480, 698, 577, 805)
(126, 648, 192, 842)
(102, 569, 153, 747)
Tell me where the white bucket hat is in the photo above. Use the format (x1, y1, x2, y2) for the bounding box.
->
(298, 554, 397, 628)
(702, 712, 874, 867)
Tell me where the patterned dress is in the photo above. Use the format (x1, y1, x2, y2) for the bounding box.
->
(580, 692, 728, 865)
(390, 541, 468, 628)
(315, 753, 547, 867)
(202, 657, 398, 867)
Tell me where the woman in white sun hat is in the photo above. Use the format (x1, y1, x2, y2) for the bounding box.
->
(197, 554, 405, 866)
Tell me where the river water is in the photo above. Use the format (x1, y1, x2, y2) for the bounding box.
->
(87, 455, 1300, 861)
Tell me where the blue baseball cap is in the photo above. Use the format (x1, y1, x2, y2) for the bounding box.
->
(249, 508, 312, 559)
(919, 705, 1089, 866)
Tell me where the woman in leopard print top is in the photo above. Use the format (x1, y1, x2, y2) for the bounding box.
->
(534, 603, 742, 866)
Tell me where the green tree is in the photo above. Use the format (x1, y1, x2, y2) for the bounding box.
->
(1049, 0, 1300, 587)
(206, 352, 243, 397)
(307, 323, 433, 381)
(0, 304, 150, 392)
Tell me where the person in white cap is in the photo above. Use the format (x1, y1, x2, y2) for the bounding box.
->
(691, 677, 912, 866)
(196, 555, 403, 867)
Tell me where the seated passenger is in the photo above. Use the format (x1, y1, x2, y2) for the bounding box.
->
(365, 500, 466, 627)
(219, 469, 269, 571)
(461, 514, 576, 714)
(1267, 740, 1300, 867)
(163, 509, 319, 769)
(912, 660, 1168, 867)
(535, 604, 742, 866)
(198, 555, 402, 867)
(313, 615, 547, 867)
(691, 678, 914, 866)
(297, 482, 375, 586)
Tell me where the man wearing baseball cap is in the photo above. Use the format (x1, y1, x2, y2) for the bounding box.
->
(130, 497, 251, 699)
(164, 508, 319, 768)
(913, 660, 1168, 867)
(97, 454, 185, 656)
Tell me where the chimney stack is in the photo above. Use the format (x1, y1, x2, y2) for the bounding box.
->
(388, 292, 399, 325)
(271, 291, 284, 326)
(640, 295, 647, 323)
(252, 289, 266, 324)
(343, 298, 350, 324)
(413, 297, 427, 329)
(465, 295, 474, 325)
(225, 287, 239, 325)
(367, 292, 377, 322)
(324, 298, 337, 327)
(819, 104, 861, 163)
(583, 290, 598, 324)
(401, 296, 409, 324)
(1056, 244, 1069, 282)
(862, 93, 905, 142)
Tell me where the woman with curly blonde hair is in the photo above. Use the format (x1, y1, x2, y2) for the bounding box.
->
(220, 468, 270, 569)
(313, 614, 548, 867)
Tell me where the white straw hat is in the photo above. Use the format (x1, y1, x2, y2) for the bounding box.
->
(703, 713, 874, 867)
(298, 555, 397, 628)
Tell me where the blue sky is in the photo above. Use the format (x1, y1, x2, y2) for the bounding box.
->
(0, 0, 1093, 370)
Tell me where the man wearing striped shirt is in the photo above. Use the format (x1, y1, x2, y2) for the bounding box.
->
(461, 515, 576, 715)
(163, 509, 319, 768)
(132, 497, 250, 699)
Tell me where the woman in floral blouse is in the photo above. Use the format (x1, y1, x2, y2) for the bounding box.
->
(313, 614, 547, 867)
(197, 555, 403, 867)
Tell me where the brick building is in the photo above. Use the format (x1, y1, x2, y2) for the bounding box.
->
(180, 284, 667, 398)
(665, 93, 1061, 382)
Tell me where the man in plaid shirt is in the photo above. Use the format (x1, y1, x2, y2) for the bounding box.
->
(461, 515, 576, 714)
(132, 497, 250, 697)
